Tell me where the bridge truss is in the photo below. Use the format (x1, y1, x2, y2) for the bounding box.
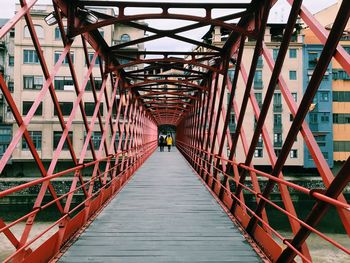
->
(0, 0, 349, 262)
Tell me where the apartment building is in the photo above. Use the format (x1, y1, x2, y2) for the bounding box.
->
(3, 4, 145, 177)
(0, 19, 14, 160)
(203, 23, 305, 168)
(303, 33, 333, 168)
(312, 0, 350, 162)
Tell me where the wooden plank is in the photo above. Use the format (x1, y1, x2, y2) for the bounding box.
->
(59, 150, 261, 262)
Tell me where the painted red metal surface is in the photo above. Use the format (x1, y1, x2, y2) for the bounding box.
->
(0, 0, 349, 262)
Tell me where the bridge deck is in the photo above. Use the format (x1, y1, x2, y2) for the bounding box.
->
(59, 149, 260, 262)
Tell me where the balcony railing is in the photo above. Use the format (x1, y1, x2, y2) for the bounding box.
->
(273, 104, 283, 112)
(273, 124, 282, 133)
(274, 141, 282, 147)
(254, 81, 263, 89)
(228, 123, 236, 132)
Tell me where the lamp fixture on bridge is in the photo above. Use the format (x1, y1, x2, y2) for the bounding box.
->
(77, 8, 98, 24)
(44, 12, 58, 26)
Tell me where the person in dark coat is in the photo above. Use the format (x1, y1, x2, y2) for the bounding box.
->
(159, 136, 165, 152)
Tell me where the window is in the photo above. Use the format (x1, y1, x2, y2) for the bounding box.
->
(8, 81, 14, 92)
(92, 131, 102, 149)
(308, 52, 318, 68)
(254, 70, 263, 89)
(86, 53, 100, 67)
(309, 113, 318, 124)
(289, 48, 297, 58)
(292, 92, 297, 102)
(332, 69, 350, 80)
(320, 91, 329, 102)
(54, 51, 74, 65)
(271, 27, 283, 42)
(334, 141, 350, 152)
(254, 149, 263, 158)
(8, 55, 14, 66)
(320, 113, 329, 123)
(22, 101, 42, 116)
(54, 26, 67, 40)
(9, 29, 14, 38)
(344, 46, 350, 54)
(24, 25, 44, 38)
(54, 102, 73, 116)
(23, 76, 43, 90)
(273, 49, 279, 60)
(54, 76, 74, 90)
(274, 114, 282, 126)
(333, 91, 350, 102)
(289, 70, 297, 80)
(228, 69, 235, 81)
(273, 93, 282, 112)
(120, 34, 130, 42)
(290, 114, 294, 122)
(86, 77, 103, 91)
(257, 134, 263, 147)
(54, 27, 61, 40)
(274, 133, 282, 147)
(315, 135, 326, 147)
(84, 102, 104, 116)
(255, 92, 262, 109)
(229, 111, 235, 127)
(257, 56, 263, 68)
(333, 114, 350, 124)
(23, 50, 39, 64)
(274, 149, 281, 157)
(84, 131, 102, 150)
(53, 131, 73, 150)
(22, 131, 42, 150)
(290, 149, 298, 158)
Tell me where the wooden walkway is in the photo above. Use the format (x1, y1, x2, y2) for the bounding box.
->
(59, 149, 261, 262)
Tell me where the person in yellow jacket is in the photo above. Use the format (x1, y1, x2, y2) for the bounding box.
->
(166, 135, 173, 152)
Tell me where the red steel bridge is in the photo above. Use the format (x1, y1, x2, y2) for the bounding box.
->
(0, 0, 350, 262)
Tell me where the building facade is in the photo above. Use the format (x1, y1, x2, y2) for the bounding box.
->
(0, 19, 14, 161)
(302, 42, 333, 168)
(2, 4, 145, 177)
(305, 0, 350, 164)
(206, 23, 305, 168)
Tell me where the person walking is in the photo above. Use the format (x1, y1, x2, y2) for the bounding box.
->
(159, 136, 165, 152)
(166, 135, 173, 152)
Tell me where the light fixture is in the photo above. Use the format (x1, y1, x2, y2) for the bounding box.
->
(77, 8, 98, 24)
(44, 12, 58, 26)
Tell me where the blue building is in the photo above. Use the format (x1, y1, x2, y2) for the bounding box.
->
(303, 44, 333, 168)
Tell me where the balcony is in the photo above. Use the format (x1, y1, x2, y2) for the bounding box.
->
(308, 58, 318, 69)
(309, 123, 319, 132)
(274, 141, 282, 147)
(253, 81, 263, 89)
(273, 104, 283, 112)
(228, 123, 236, 132)
(273, 124, 282, 133)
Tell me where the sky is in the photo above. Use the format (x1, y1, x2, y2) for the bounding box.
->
(0, 0, 338, 52)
